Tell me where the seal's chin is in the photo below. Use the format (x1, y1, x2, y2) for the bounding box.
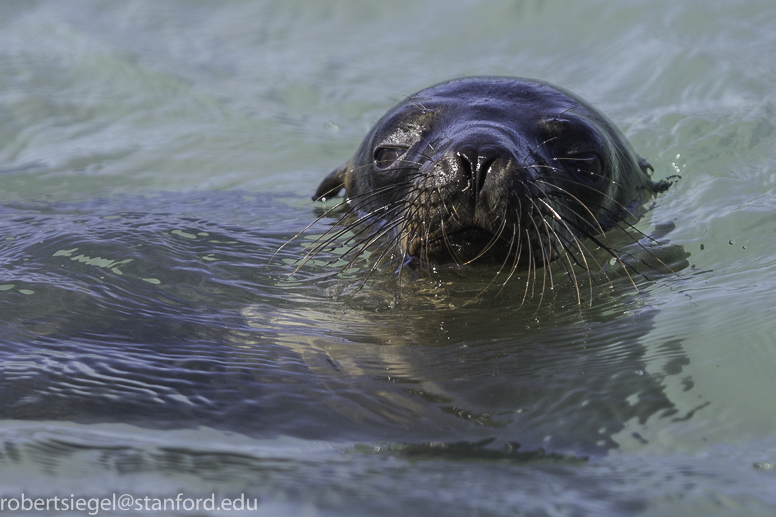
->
(418, 227, 510, 266)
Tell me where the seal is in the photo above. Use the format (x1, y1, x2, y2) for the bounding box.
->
(305, 76, 670, 292)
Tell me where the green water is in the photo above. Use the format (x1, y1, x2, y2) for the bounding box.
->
(1, 1, 776, 515)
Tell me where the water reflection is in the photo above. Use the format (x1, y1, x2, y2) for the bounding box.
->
(241, 290, 686, 457)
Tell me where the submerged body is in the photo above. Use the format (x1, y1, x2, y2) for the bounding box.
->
(312, 76, 668, 281)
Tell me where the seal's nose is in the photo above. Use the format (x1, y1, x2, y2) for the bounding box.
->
(456, 145, 505, 198)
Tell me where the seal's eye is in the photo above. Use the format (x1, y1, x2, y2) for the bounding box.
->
(374, 147, 407, 169)
(564, 152, 603, 183)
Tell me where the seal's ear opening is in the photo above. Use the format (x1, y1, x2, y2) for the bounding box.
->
(638, 155, 677, 194)
(313, 162, 348, 201)
(638, 157, 654, 175)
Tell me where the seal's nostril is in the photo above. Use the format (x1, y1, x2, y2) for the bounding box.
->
(456, 147, 476, 180)
(456, 147, 501, 196)
(477, 154, 498, 193)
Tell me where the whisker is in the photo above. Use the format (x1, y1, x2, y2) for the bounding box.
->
(535, 197, 600, 303)
(497, 211, 525, 298)
(540, 182, 676, 276)
(470, 213, 515, 301)
(461, 210, 509, 266)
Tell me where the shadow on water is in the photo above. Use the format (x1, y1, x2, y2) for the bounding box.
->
(0, 191, 692, 472)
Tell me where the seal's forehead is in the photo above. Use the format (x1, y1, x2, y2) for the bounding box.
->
(370, 76, 614, 151)
(415, 76, 582, 113)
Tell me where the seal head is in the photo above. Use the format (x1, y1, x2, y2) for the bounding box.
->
(314, 76, 665, 270)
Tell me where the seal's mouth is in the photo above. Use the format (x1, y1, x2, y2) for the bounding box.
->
(413, 226, 510, 265)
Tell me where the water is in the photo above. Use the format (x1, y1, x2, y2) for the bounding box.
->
(1, 1, 775, 515)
